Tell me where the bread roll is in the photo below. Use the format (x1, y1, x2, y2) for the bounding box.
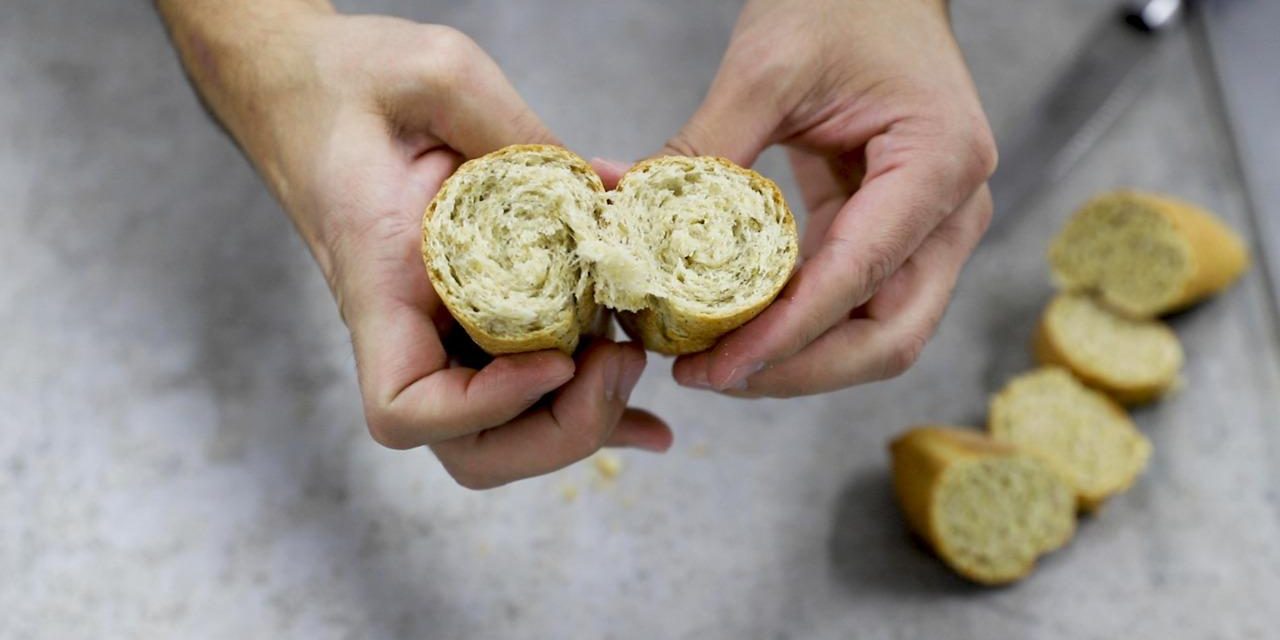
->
(1048, 191, 1248, 318)
(587, 156, 798, 354)
(890, 426, 1076, 585)
(1035, 293, 1183, 405)
(423, 146, 798, 355)
(422, 145, 603, 354)
(988, 367, 1151, 511)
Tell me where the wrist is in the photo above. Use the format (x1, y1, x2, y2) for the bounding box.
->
(158, 1, 335, 149)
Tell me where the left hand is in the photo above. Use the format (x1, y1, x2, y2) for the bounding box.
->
(599, 0, 997, 397)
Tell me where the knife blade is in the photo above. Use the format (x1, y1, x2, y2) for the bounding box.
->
(984, 0, 1184, 241)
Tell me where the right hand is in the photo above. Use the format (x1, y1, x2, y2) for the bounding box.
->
(173, 10, 673, 488)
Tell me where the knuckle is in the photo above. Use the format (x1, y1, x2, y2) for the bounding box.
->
(563, 424, 607, 460)
(883, 331, 930, 380)
(413, 25, 480, 90)
(848, 239, 901, 304)
(365, 408, 410, 450)
(663, 129, 705, 158)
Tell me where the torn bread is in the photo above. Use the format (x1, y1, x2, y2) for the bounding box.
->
(422, 145, 798, 355)
(1048, 190, 1248, 318)
(890, 426, 1076, 585)
(1035, 293, 1184, 405)
(988, 367, 1152, 512)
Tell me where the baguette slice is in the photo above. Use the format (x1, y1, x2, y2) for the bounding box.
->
(588, 156, 798, 354)
(423, 146, 798, 355)
(1035, 293, 1184, 405)
(1048, 190, 1248, 318)
(890, 426, 1076, 585)
(988, 368, 1152, 511)
(422, 145, 604, 354)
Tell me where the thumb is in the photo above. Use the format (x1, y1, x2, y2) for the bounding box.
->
(661, 74, 782, 166)
(381, 27, 559, 158)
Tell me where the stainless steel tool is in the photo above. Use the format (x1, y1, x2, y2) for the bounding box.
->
(984, 0, 1184, 239)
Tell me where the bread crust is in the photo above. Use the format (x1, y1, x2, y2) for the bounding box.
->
(421, 144, 604, 355)
(890, 426, 1075, 585)
(1141, 192, 1250, 314)
(1050, 191, 1249, 318)
(614, 156, 798, 355)
(1033, 295, 1181, 406)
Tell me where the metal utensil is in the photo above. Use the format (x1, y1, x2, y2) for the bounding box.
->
(984, 0, 1184, 240)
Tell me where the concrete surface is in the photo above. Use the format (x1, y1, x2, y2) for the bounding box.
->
(2, 1, 1279, 638)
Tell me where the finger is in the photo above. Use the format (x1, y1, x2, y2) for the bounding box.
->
(714, 186, 993, 397)
(590, 157, 632, 190)
(376, 26, 559, 158)
(604, 409, 674, 452)
(350, 294, 578, 448)
(429, 340, 649, 489)
(660, 68, 784, 166)
(788, 148, 862, 258)
(688, 132, 991, 390)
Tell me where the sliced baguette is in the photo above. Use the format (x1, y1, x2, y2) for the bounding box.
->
(423, 146, 798, 355)
(890, 426, 1076, 585)
(591, 156, 797, 354)
(988, 367, 1152, 511)
(422, 145, 604, 354)
(1035, 293, 1184, 405)
(1048, 190, 1248, 318)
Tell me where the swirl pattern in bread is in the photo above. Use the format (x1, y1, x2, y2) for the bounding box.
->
(422, 145, 798, 355)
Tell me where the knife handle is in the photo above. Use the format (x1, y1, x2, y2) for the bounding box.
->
(1125, 0, 1184, 31)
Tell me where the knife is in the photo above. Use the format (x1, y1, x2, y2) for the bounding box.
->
(984, 0, 1185, 241)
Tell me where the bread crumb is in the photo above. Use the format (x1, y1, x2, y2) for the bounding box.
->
(594, 453, 623, 479)
(560, 484, 579, 503)
(690, 442, 710, 458)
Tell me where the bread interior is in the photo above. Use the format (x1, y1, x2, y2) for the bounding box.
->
(1049, 194, 1193, 317)
(934, 456, 1074, 581)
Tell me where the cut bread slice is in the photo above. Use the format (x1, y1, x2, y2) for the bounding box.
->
(1035, 293, 1184, 405)
(423, 145, 798, 355)
(1048, 190, 1248, 318)
(988, 367, 1151, 511)
(590, 156, 798, 354)
(890, 426, 1076, 585)
(422, 145, 604, 354)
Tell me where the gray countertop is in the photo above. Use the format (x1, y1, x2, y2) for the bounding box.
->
(2, 1, 1278, 638)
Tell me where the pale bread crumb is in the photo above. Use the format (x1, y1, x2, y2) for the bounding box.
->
(560, 484, 579, 503)
(594, 452, 624, 480)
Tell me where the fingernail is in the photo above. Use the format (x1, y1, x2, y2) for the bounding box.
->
(615, 356, 645, 400)
(720, 362, 765, 390)
(603, 355, 622, 403)
(627, 440, 669, 453)
(592, 157, 630, 174)
(677, 366, 713, 390)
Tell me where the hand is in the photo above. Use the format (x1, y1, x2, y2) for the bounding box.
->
(622, 0, 997, 397)
(159, 5, 672, 488)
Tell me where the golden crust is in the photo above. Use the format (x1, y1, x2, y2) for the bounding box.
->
(421, 144, 603, 355)
(1140, 192, 1250, 314)
(614, 156, 798, 355)
(1033, 295, 1181, 406)
(1050, 191, 1249, 319)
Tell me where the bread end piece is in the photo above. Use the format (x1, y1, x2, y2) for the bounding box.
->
(422, 144, 604, 355)
(890, 426, 1076, 585)
(609, 156, 798, 355)
(1048, 190, 1249, 318)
